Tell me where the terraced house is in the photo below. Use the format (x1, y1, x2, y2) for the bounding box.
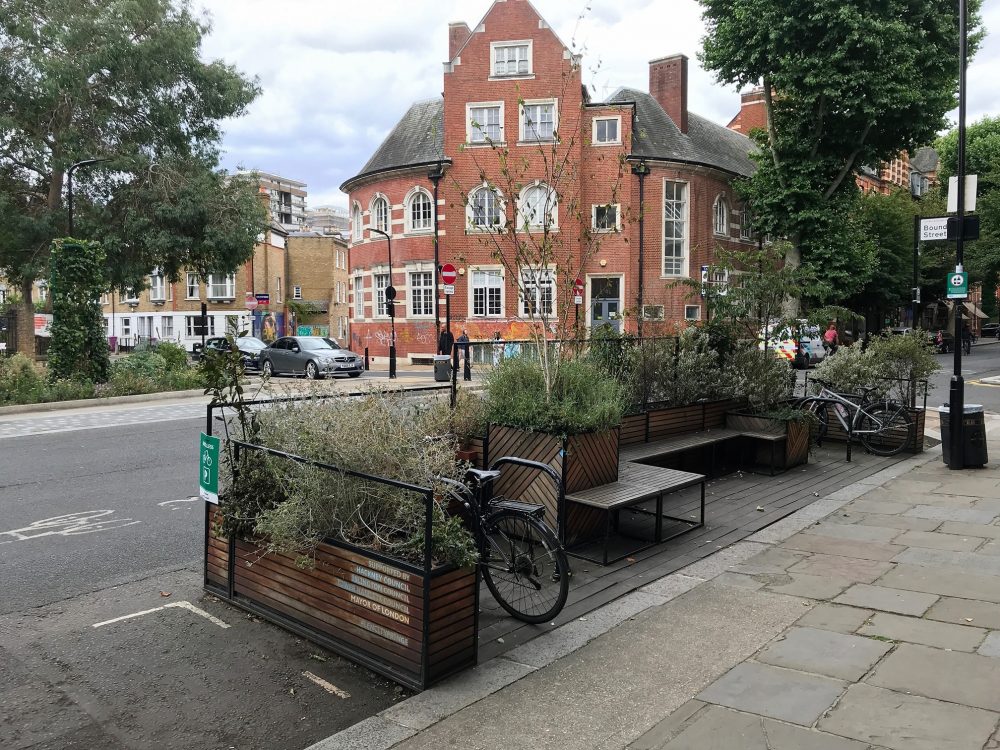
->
(341, 0, 757, 361)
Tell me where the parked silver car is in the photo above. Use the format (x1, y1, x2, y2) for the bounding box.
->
(260, 336, 363, 379)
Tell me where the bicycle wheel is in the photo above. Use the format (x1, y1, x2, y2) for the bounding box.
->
(858, 402, 913, 456)
(811, 403, 829, 444)
(481, 509, 570, 624)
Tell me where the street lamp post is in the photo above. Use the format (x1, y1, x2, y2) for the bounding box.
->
(67, 158, 111, 236)
(369, 227, 396, 378)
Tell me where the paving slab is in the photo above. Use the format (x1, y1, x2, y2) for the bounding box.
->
(893, 547, 1000, 576)
(833, 583, 937, 616)
(976, 539, 1000, 555)
(818, 683, 999, 750)
(881, 477, 942, 494)
(868, 643, 1000, 711)
(926, 596, 1000, 629)
(696, 662, 845, 725)
(787, 553, 893, 584)
(779, 534, 904, 562)
(978, 632, 1000, 657)
(905, 505, 999, 524)
(801, 522, 901, 543)
(892, 530, 985, 551)
(857, 612, 986, 651)
(730, 548, 809, 576)
(880, 564, 1000, 603)
(938, 520, 1000, 539)
(844, 498, 913, 515)
(711, 572, 766, 591)
(795, 603, 874, 634)
(759, 572, 854, 600)
(755, 627, 891, 681)
(845, 513, 941, 532)
(931, 477, 1000, 498)
(679, 541, 770, 580)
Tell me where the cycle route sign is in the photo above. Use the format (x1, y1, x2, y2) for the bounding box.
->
(199, 433, 221, 504)
(947, 271, 969, 300)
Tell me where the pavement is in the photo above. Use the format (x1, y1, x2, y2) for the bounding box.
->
(308, 415, 1000, 750)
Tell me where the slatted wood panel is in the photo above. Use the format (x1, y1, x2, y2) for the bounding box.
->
(620, 414, 647, 446)
(488, 426, 564, 529)
(427, 567, 478, 682)
(565, 430, 620, 492)
(703, 399, 745, 430)
(206, 507, 228, 588)
(647, 405, 704, 440)
(467, 438, 486, 468)
(785, 420, 810, 466)
(823, 406, 923, 453)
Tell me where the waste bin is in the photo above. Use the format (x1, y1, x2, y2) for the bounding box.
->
(939, 404, 988, 467)
(433, 354, 452, 382)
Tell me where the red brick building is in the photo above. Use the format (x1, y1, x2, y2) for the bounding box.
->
(341, 0, 756, 360)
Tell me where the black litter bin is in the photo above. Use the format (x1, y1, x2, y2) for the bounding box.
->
(939, 404, 988, 467)
(433, 354, 452, 382)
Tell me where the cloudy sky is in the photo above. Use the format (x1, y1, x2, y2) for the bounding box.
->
(198, 0, 1000, 210)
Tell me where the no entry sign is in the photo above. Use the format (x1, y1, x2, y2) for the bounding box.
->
(441, 263, 458, 285)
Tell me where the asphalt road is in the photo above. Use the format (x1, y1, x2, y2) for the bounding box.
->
(928, 339, 1000, 412)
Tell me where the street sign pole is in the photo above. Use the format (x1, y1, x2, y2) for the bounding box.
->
(949, 0, 969, 470)
(912, 215, 920, 330)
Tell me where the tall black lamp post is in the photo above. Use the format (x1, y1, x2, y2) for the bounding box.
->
(369, 227, 396, 378)
(67, 158, 111, 235)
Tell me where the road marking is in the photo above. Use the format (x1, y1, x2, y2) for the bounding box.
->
(92, 600, 230, 629)
(0, 511, 140, 545)
(158, 497, 199, 508)
(967, 379, 1000, 388)
(303, 671, 351, 699)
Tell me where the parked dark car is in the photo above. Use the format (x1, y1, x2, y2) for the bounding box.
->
(260, 336, 363, 379)
(197, 336, 268, 370)
(981, 322, 1000, 339)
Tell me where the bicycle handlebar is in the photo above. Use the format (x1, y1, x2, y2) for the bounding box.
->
(488, 455, 563, 493)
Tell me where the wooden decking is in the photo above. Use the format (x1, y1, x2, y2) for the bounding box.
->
(476, 442, 904, 662)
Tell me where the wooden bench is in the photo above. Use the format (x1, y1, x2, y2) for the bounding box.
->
(618, 427, 788, 476)
(565, 464, 705, 565)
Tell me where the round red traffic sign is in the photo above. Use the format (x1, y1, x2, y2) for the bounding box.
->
(245, 293, 258, 311)
(441, 263, 458, 285)
(574, 278, 585, 295)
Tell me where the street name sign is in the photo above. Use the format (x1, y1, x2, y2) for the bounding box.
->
(920, 217, 948, 241)
(199, 433, 221, 504)
(254, 293, 270, 304)
(946, 271, 969, 300)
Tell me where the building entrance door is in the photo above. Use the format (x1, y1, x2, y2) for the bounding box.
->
(590, 277, 621, 334)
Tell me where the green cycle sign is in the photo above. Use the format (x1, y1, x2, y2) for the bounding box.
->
(199, 433, 221, 504)
(946, 271, 969, 300)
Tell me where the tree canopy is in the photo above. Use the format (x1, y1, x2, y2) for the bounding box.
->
(699, 0, 982, 304)
(0, 0, 267, 317)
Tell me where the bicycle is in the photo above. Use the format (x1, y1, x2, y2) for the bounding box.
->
(439, 456, 570, 624)
(798, 378, 913, 456)
(963, 336, 972, 355)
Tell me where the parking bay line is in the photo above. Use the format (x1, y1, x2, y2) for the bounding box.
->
(92, 600, 230, 629)
(303, 671, 351, 699)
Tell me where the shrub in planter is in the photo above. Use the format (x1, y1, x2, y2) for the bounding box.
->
(153, 341, 191, 371)
(0, 354, 47, 404)
(724, 344, 797, 413)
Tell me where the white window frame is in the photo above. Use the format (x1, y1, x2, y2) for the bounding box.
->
(207, 273, 235, 300)
(293, 285, 302, 300)
(662, 180, 689, 277)
(161, 316, 174, 338)
(409, 271, 434, 317)
(519, 267, 556, 318)
(685, 305, 702, 321)
(122, 287, 138, 304)
(467, 185, 504, 231)
(713, 195, 729, 236)
(490, 40, 532, 78)
(371, 195, 390, 235)
(592, 203, 620, 232)
(467, 101, 505, 145)
(353, 275, 364, 319)
(520, 99, 557, 142)
(121, 317, 132, 336)
(518, 183, 558, 231)
(592, 116, 621, 145)
(351, 203, 363, 242)
(149, 273, 166, 302)
(470, 267, 504, 318)
(406, 189, 434, 233)
(740, 208, 753, 240)
(374, 272, 390, 319)
(186, 273, 199, 300)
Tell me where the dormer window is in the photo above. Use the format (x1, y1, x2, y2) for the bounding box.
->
(491, 41, 532, 77)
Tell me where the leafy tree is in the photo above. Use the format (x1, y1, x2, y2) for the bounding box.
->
(699, 0, 982, 306)
(47, 238, 109, 383)
(935, 116, 1000, 317)
(0, 0, 267, 355)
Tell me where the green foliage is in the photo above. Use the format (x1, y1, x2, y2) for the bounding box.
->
(810, 345, 879, 395)
(699, 0, 982, 304)
(0, 354, 48, 404)
(47, 238, 110, 383)
(850, 190, 920, 318)
(418, 390, 487, 446)
(725, 345, 797, 413)
(153, 341, 190, 371)
(110, 351, 168, 380)
(812, 332, 939, 401)
(484, 356, 626, 435)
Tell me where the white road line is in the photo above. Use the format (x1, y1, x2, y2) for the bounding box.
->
(92, 600, 230, 629)
(303, 671, 351, 699)
(158, 497, 199, 507)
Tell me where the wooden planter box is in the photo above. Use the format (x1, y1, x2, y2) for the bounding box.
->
(485, 424, 619, 545)
(819, 406, 924, 454)
(204, 506, 478, 691)
(620, 399, 746, 446)
(725, 411, 810, 470)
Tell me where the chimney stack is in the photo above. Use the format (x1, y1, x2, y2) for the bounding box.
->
(449, 22, 472, 60)
(649, 54, 688, 134)
(727, 87, 767, 134)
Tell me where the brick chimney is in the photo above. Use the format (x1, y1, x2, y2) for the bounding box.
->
(449, 22, 472, 60)
(649, 54, 688, 134)
(727, 87, 767, 134)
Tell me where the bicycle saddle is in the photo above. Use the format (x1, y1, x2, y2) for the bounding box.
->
(466, 468, 501, 483)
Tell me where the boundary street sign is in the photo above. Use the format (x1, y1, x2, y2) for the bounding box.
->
(920, 217, 948, 241)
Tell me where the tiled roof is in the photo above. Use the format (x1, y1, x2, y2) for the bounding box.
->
(608, 88, 756, 177)
(340, 99, 445, 191)
(911, 146, 939, 174)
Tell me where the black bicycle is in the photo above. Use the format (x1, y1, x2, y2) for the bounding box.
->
(440, 456, 570, 624)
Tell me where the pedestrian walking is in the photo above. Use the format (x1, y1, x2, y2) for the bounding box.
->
(823, 323, 838, 355)
(491, 331, 503, 367)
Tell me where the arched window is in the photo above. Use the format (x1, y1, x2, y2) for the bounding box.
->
(371, 196, 389, 235)
(468, 186, 502, 229)
(740, 207, 753, 240)
(519, 183, 557, 230)
(713, 196, 729, 236)
(408, 190, 433, 232)
(351, 203, 362, 241)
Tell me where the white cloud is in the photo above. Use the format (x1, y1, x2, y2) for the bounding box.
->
(198, 0, 1000, 209)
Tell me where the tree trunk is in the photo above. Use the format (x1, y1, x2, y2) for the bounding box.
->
(17, 278, 36, 360)
(782, 239, 802, 318)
